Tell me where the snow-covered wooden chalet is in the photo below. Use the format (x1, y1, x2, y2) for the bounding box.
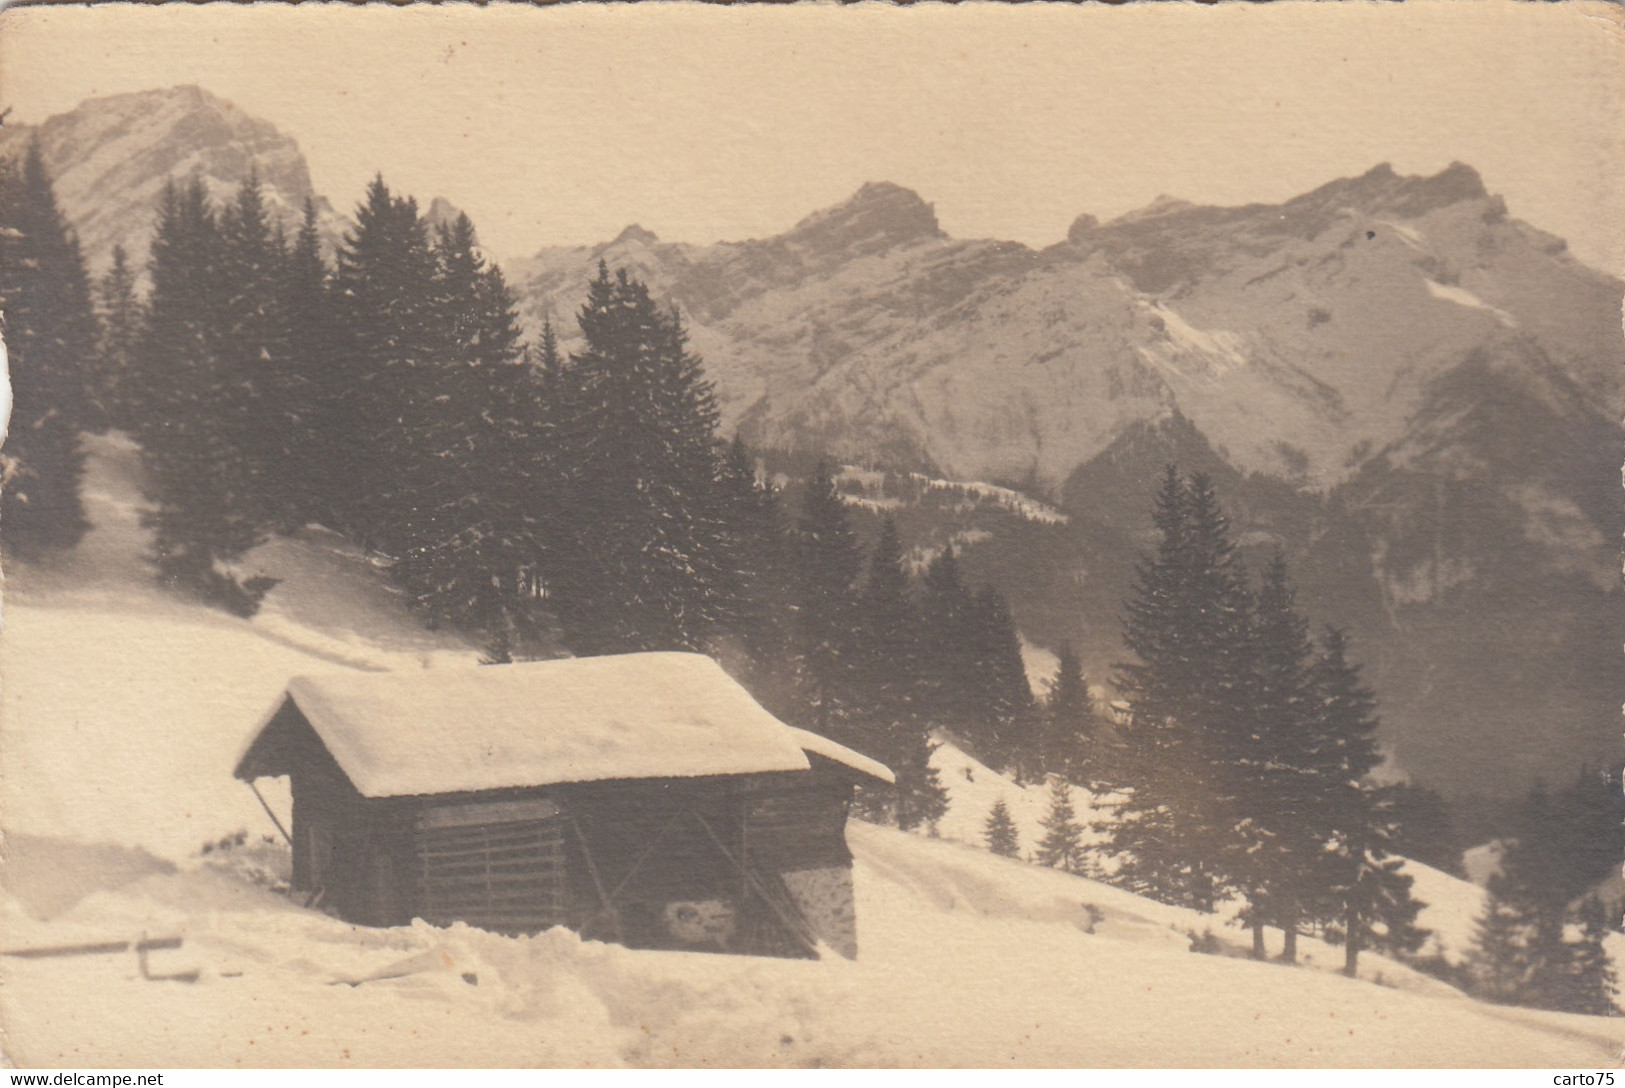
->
(234, 652, 891, 959)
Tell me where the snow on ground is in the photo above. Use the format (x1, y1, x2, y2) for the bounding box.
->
(914, 476, 1068, 526)
(1424, 278, 1518, 328)
(930, 739, 1113, 864)
(1, 434, 480, 858)
(4, 434, 1623, 1066)
(5, 825, 1621, 1068)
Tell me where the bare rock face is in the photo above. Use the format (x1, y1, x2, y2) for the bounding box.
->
(0, 85, 343, 275)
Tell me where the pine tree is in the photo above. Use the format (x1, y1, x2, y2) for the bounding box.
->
(92, 244, 142, 432)
(1108, 467, 1252, 911)
(1235, 551, 1321, 962)
(1043, 645, 1098, 785)
(1478, 775, 1624, 1013)
(790, 459, 864, 737)
(1035, 777, 1084, 873)
(329, 175, 442, 550)
(1310, 627, 1427, 976)
(714, 435, 794, 700)
(1468, 884, 1536, 1004)
(985, 797, 1021, 859)
(132, 178, 269, 611)
(1564, 896, 1619, 1016)
(969, 585, 1040, 780)
(216, 171, 290, 528)
(277, 197, 342, 529)
(549, 264, 726, 654)
(851, 516, 945, 830)
(390, 211, 538, 655)
(0, 141, 96, 558)
(916, 545, 981, 748)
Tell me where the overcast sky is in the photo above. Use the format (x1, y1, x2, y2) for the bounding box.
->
(1, 1, 1621, 272)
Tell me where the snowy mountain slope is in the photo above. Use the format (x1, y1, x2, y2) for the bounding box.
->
(0, 434, 480, 858)
(516, 164, 1621, 494)
(11, 86, 1620, 808)
(3, 437, 1622, 1067)
(5, 824, 1621, 1068)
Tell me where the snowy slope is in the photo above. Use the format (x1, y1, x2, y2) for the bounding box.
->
(4, 825, 1621, 1068)
(0, 434, 480, 858)
(4, 436, 1622, 1067)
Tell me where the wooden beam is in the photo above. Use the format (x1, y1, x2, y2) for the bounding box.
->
(3, 936, 183, 959)
(249, 780, 294, 847)
(567, 815, 624, 944)
(692, 813, 819, 956)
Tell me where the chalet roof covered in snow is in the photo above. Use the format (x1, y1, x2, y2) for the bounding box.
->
(235, 652, 892, 797)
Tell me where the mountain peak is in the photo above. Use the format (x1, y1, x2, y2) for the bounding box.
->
(0, 85, 323, 274)
(1302, 160, 1490, 219)
(787, 181, 944, 257)
(610, 223, 660, 247)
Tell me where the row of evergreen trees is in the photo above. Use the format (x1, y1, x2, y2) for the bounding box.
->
(6, 150, 1071, 828)
(1464, 769, 1623, 1014)
(1090, 467, 1422, 974)
(6, 147, 1617, 1013)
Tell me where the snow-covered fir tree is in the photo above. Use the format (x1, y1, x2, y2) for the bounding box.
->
(276, 198, 344, 531)
(1310, 628, 1427, 976)
(329, 175, 442, 551)
(132, 177, 270, 612)
(92, 243, 141, 432)
(0, 140, 96, 559)
(851, 516, 946, 831)
(791, 460, 864, 736)
(1041, 645, 1098, 785)
(390, 211, 538, 657)
(1108, 467, 1252, 911)
(548, 263, 728, 655)
(1035, 777, 1084, 873)
(985, 797, 1021, 858)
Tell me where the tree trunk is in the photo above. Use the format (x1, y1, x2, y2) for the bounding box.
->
(1343, 904, 1361, 978)
(1281, 921, 1298, 964)
(1252, 919, 1266, 959)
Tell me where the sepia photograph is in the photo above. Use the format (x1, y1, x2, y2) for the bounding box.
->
(0, 0, 1622, 1069)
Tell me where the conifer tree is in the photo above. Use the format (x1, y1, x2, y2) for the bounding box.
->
(917, 545, 981, 746)
(1043, 645, 1098, 784)
(1236, 551, 1320, 962)
(1312, 627, 1427, 976)
(216, 171, 290, 527)
(791, 459, 864, 736)
(1468, 885, 1536, 1005)
(329, 175, 442, 549)
(1108, 467, 1252, 911)
(391, 211, 536, 654)
(851, 516, 945, 829)
(1474, 776, 1624, 1013)
(1035, 777, 1084, 873)
(92, 244, 142, 432)
(985, 797, 1021, 859)
(549, 264, 726, 654)
(970, 585, 1040, 779)
(715, 435, 794, 696)
(277, 197, 342, 529)
(132, 178, 269, 611)
(1565, 896, 1619, 1016)
(0, 141, 96, 558)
